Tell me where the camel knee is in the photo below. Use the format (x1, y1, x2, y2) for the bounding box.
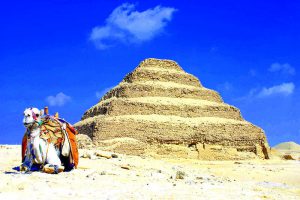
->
(43, 164, 64, 174)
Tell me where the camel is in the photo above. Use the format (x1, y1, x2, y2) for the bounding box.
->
(21, 108, 64, 173)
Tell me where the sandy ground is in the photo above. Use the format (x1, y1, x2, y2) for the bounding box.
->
(0, 145, 299, 200)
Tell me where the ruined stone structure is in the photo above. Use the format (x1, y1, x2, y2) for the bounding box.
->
(75, 58, 270, 160)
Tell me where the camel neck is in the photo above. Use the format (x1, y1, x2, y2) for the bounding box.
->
(27, 122, 40, 139)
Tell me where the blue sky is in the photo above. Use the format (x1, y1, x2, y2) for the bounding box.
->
(0, 0, 299, 146)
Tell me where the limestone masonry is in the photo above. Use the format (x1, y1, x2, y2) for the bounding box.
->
(75, 58, 270, 160)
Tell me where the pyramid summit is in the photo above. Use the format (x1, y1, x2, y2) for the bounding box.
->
(75, 58, 270, 160)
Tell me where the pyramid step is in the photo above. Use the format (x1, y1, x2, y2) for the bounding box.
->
(75, 115, 266, 148)
(102, 82, 223, 103)
(82, 97, 242, 120)
(138, 67, 185, 74)
(138, 58, 183, 71)
(123, 68, 201, 87)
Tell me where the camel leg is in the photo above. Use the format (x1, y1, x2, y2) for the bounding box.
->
(42, 144, 64, 174)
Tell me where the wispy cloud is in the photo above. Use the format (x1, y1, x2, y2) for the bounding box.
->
(269, 63, 295, 75)
(236, 82, 295, 102)
(96, 87, 114, 99)
(46, 92, 71, 106)
(249, 69, 257, 77)
(90, 3, 177, 49)
(257, 82, 295, 98)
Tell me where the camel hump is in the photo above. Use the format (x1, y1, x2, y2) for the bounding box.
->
(40, 116, 64, 147)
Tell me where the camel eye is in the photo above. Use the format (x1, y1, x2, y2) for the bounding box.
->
(27, 114, 30, 117)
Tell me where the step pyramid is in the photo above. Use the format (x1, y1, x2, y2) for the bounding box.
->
(75, 58, 270, 160)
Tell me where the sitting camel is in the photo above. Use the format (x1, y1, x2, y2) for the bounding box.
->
(21, 108, 65, 173)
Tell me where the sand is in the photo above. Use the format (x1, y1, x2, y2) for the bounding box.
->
(1, 145, 299, 200)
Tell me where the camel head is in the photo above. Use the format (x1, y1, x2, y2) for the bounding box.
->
(23, 107, 41, 128)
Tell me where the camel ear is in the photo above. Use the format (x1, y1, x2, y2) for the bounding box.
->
(40, 109, 44, 117)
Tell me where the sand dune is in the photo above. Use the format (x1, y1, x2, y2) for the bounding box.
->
(273, 142, 300, 151)
(272, 142, 300, 160)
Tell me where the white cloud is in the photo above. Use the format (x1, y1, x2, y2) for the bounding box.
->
(249, 69, 257, 77)
(257, 82, 295, 98)
(96, 87, 114, 99)
(46, 92, 71, 106)
(90, 3, 177, 49)
(217, 82, 233, 92)
(269, 63, 295, 75)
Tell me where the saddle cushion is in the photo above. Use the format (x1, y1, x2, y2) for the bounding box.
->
(40, 117, 64, 148)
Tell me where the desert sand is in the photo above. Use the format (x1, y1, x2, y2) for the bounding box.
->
(0, 145, 299, 200)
